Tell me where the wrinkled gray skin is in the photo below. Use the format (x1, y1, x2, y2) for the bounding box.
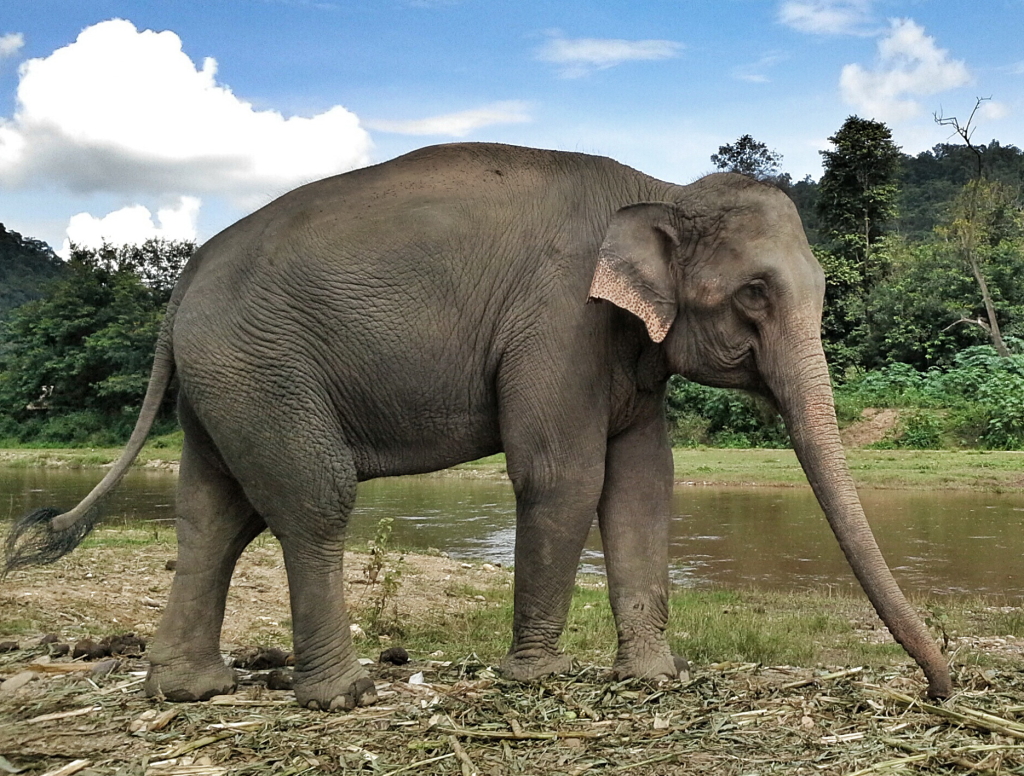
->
(12, 143, 951, 708)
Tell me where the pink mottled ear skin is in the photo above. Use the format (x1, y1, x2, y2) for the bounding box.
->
(588, 256, 672, 343)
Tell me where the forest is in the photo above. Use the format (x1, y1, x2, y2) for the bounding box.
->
(2, 114, 1024, 449)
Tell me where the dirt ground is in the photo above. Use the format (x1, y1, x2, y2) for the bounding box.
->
(839, 408, 902, 448)
(0, 534, 509, 653)
(4, 533, 1024, 775)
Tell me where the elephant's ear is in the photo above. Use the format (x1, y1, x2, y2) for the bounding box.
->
(588, 202, 680, 343)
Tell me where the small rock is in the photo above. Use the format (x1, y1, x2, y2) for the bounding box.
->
(142, 597, 162, 608)
(39, 633, 60, 645)
(379, 646, 410, 665)
(73, 638, 109, 660)
(0, 641, 19, 653)
(481, 563, 498, 572)
(266, 669, 294, 691)
(801, 715, 815, 730)
(429, 650, 445, 658)
(460, 563, 473, 569)
(165, 558, 177, 571)
(0, 671, 36, 693)
(91, 659, 120, 679)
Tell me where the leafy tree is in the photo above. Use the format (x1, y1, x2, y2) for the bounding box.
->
(816, 116, 902, 370)
(0, 239, 193, 444)
(818, 116, 902, 264)
(711, 134, 786, 182)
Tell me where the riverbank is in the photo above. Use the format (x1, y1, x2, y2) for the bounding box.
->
(2, 531, 1024, 774)
(4, 443, 1024, 491)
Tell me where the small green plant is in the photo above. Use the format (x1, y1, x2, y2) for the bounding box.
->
(925, 604, 952, 652)
(362, 516, 405, 637)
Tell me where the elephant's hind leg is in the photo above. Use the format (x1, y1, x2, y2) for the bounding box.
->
(230, 408, 376, 712)
(145, 419, 265, 702)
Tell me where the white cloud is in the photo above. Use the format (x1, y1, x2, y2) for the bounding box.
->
(537, 34, 682, 78)
(0, 19, 372, 205)
(59, 196, 200, 258)
(839, 18, 971, 122)
(0, 32, 24, 58)
(733, 53, 788, 83)
(978, 100, 1010, 121)
(778, 1, 875, 35)
(366, 101, 531, 137)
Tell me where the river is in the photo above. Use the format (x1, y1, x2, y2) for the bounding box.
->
(3, 465, 1023, 599)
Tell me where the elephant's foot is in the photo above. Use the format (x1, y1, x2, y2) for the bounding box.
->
(294, 667, 378, 712)
(500, 650, 573, 681)
(144, 659, 237, 702)
(612, 651, 690, 683)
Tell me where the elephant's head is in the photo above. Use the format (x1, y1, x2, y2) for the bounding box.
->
(589, 173, 951, 699)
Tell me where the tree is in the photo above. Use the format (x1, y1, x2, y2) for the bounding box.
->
(939, 179, 1020, 357)
(710, 134, 785, 181)
(816, 116, 902, 370)
(933, 98, 1019, 357)
(817, 116, 902, 268)
(0, 238, 193, 444)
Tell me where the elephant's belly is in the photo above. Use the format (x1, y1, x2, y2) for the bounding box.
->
(349, 419, 503, 481)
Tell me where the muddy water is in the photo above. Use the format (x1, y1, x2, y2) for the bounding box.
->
(3, 466, 1023, 598)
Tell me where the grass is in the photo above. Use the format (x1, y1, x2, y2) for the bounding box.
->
(5, 444, 1024, 491)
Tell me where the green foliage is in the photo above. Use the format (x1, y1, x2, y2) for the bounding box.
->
(0, 239, 192, 445)
(834, 345, 1024, 449)
(362, 516, 406, 637)
(665, 376, 790, 448)
(817, 116, 902, 247)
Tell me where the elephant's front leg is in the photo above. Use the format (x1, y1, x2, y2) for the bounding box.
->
(598, 401, 685, 681)
(501, 461, 606, 681)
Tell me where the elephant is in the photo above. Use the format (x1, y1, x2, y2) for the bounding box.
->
(4, 142, 951, 708)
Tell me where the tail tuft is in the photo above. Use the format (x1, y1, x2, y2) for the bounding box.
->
(3, 506, 100, 576)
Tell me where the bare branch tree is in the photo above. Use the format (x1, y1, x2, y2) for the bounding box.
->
(934, 97, 1011, 357)
(934, 96, 991, 179)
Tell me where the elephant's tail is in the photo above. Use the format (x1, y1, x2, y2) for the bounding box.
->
(4, 297, 181, 576)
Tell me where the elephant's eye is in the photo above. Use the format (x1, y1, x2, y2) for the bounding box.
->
(737, 281, 770, 312)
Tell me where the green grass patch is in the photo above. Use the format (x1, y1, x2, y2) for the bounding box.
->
(79, 526, 175, 550)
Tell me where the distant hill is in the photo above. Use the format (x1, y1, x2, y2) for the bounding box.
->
(0, 224, 66, 322)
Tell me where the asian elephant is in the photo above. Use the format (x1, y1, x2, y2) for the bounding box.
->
(4, 142, 951, 708)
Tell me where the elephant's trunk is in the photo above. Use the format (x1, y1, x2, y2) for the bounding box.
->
(765, 328, 951, 699)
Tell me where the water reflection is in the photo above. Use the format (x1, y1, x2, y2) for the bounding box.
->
(2, 466, 1022, 598)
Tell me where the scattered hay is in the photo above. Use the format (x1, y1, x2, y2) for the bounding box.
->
(3, 650, 1024, 775)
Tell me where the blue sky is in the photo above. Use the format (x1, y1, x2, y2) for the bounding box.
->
(1, 0, 1022, 253)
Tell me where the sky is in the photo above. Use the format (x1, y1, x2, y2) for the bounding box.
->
(1, 0, 1022, 255)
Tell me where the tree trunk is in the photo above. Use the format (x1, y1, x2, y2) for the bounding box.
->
(967, 251, 1011, 358)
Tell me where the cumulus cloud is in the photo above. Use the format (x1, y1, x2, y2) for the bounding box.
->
(537, 33, 682, 78)
(778, 0, 875, 35)
(0, 19, 372, 204)
(59, 196, 201, 257)
(0, 32, 24, 58)
(366, 101, 531, 137)
(840, 18, 971, 122)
